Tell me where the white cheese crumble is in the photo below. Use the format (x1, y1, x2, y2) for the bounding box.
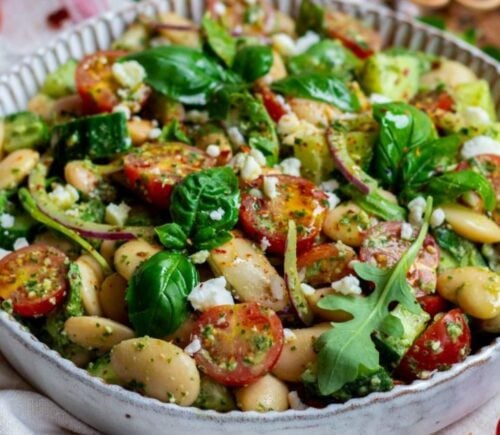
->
(385, 112, 410, 129)
(190, 250, 210, 265)
(0, 213, 14, 229)
(283, 328, 297, 344)
(270, 275, 285, 301)
(408, 196, 426, 226)
(250, 148, 267, 166)
(288, 391, 307, 410)
(271, 33, 297, 57)
(112, 104, 131, 120)
(188, 276, 234, 311)
(147, 127, 162, 140)
(463, 106, 490, 126)
(295, 31, 321, 55)
(320, 179, 339, 192)
(301, 283, 316, 296)
(278, 157, 301, 177)
(400, 222, 413, 241)
(430, 208, 446, 228)
(277, 113, 319, 146)
(331, 274, 362, 295)
(209, 207, 225, 221)
(227, 126, 246, 147)
(186, 110, 209, 124)
(326, 192, 341, 210)
(13, 238, 29, 251)
(212, 1, 226, 15)
(184, 337, 202, 356)
(111, 60, 145, 89)
(0, 248, 11, 260)
(206, 144, 221, 158)
(105, 202, 131, 227)
(461, 135, 500, 159)
(240, 154, 263, 182)
(48, 184, 79, 210)
(369, 93, 392, 105)
(263, 176, 279, 199)
(260, 236, 271, 252)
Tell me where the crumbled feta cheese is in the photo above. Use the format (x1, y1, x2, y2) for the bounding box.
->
(212, 1, 226, 15)
(13, 238, 29, 251)
(408, 196, 426, 226)
(283, 328, 297, 344)
(331, 274, 362, 295)
(279, 157, 301, 177)
(227, 126, 246, 147)
(320, 179, 339, 192)
(250, 148, 267, 166)
(277, 113, 319, 146)
(461, 135, 500, 159)
(0, 213, 15, 229)
(184, 337, 201, 356)
(430, 208, 446, 228)
(111, 60, 145, 89)
(326, 192, 341, 210)
(260, 236, 271, 252)
(148, 127, 162, 140)
(188, 277, 234, 311)
(0, 248, 11, 260)
(105, 202, 131, 227)
(270, 275, 285, 301)
(301, 283, 316, 296)
(400, 222, 413, 241)
(271, 33, 297, 57)
(295, 31, 320, 55)
(263, 176, 279, 199)
(275, 94, 291, 113)
(186, 110, 209, 124)
(48, 184, 79, 210)
(385, 112, 410, 129)
(369, 93, 392, 105)
(249, 188, 263, 199)
(190, 250, 210, 264)
(209, 207, 225, 221)
(288, 391, 307, 410)
(112, 104, 131, 120)
(240, 155, 263, 182)
(463, 106, 490, 126)
(206, 144, 221, 158)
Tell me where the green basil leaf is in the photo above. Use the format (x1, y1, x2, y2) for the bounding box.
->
(425, 170, 496, 211)
(372, 102, 435, 187)
(127, 251, 198, 337)
(297, 0, 324, 36)
(272, 73, 360, 112)
(202, 14, 236, 67)
(233, 45, 273, 82)
(433, 226, 486, 268)
(155, 222, 188, 250)
(159, 119, 191, 144)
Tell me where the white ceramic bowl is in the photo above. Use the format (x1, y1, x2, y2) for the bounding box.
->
(0, 1, 499, 434)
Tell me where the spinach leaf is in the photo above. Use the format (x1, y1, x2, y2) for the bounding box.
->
(372, 102, 435, 187)
(159, 119, 191, 144)
(315, 198, 432, 395)
(233, 45, 273, 82)
(433, 226, 486, 268)
(425, 170, 496, 211)
(202, 14, 236, 67)
(297, 0, 324, 36)
(127, 251, 198, 337)
(287, 40, 360, 78)
(123, 46, 236, 105)
(272, 73, 360, 112)
(155, 167, 240, 251)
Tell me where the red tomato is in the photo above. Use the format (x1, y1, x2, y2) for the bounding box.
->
(124, 143, 215, 208)
(417, 294, 449, 318)
(397, 309, 471, 381)
(359, 222, 440, 294)
(191, 303, 284, 387)
(324, 11, 382, 59)
(0, 245, 69, 317)
(297, 242, 357, 287)
(257, 86, 289, 123)
(239, 175, 328, 255)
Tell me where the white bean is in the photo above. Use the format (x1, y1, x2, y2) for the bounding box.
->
(235, 374, 289, 412)
(0, 149, 39, 190)
(76, 255, 104, 316)
(64, 161, 99, 196)
(323, 202, 369, 247)
(114, 239, 161, 280)
(99, 273, 128, 324)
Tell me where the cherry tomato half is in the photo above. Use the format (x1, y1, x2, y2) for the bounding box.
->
(397, 309, 471, 381)
(257, 86, 289, 123)
(0, 244, 69, 317)
(239, 175, 328, 255)
(360, 222, 440, 295)
(191, 303, 284, 387)
(124, 142, 216, 209)
(417, 294, 449, 318)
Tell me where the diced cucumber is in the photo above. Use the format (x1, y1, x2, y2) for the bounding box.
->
(2, 111, 49, 152)
(0, 211, 36, 250)
(87, 354, 121, 385)
(433, 226, 486, 268)
(40, 60, 77, 99)
(193, 375, 236, 411)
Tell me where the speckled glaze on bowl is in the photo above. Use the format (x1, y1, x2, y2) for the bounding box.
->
(0, 1, 499, 434)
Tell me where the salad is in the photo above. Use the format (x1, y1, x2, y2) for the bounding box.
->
(0, 0, 499, 413)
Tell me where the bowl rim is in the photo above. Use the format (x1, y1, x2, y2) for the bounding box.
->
(0, 0, 499, 423)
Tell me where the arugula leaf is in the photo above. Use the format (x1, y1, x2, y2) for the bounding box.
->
(159, 119, 191, 144)
(425, 170, 496, 211)
(314, 198, 432, 395)
(127, 251, 198, 337)
(233, 45, 273, 82)
(155, 167, 240, 252)
(433, 226, 486, 268)
(297, 0, 324, 36)
(372, 102, 435, 187)
(272, 73, 360, 112)
(202, 14, 236, 67)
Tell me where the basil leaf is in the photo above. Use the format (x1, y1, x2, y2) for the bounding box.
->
(156, 167, 240, 252)
(425, 170, 496, 211)
(159, 119, 191, 144)
(123, 46, 234, 105)
(287, 40, 360, 78)
(202, 14, 236, 67)
(297, 0, 324, 36)
(433, 226, 486, 268)
(233, 45, 273, 82)
(372, 102, 435, 187)
(127, 251, 198, 337)
(272, 73, 360, 112)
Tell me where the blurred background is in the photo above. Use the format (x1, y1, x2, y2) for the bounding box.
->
(0, 0, 498, 73)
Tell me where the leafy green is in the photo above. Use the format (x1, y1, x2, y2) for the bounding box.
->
(66, 263, 85, 317)
(483, 46, 500, 62)
(127, 251, 198, 337)
(155, 167, 240, 252)
(272, 73, 360, 112)
(3, 111, 49, 153)
(40, 59, 77, 98)
(297, 0, 324, 36)
(418, 15, 446, 30)
(314, 198, 432, 395)
(193, 375, 236, 412)
(383, 47, 435, 75)
(433, 226, 486, 268)
(202, 14, 236, 67)
(233, 45, 273, 82)
(87, 353, 121, 385)
(159, 119, 191, 144)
